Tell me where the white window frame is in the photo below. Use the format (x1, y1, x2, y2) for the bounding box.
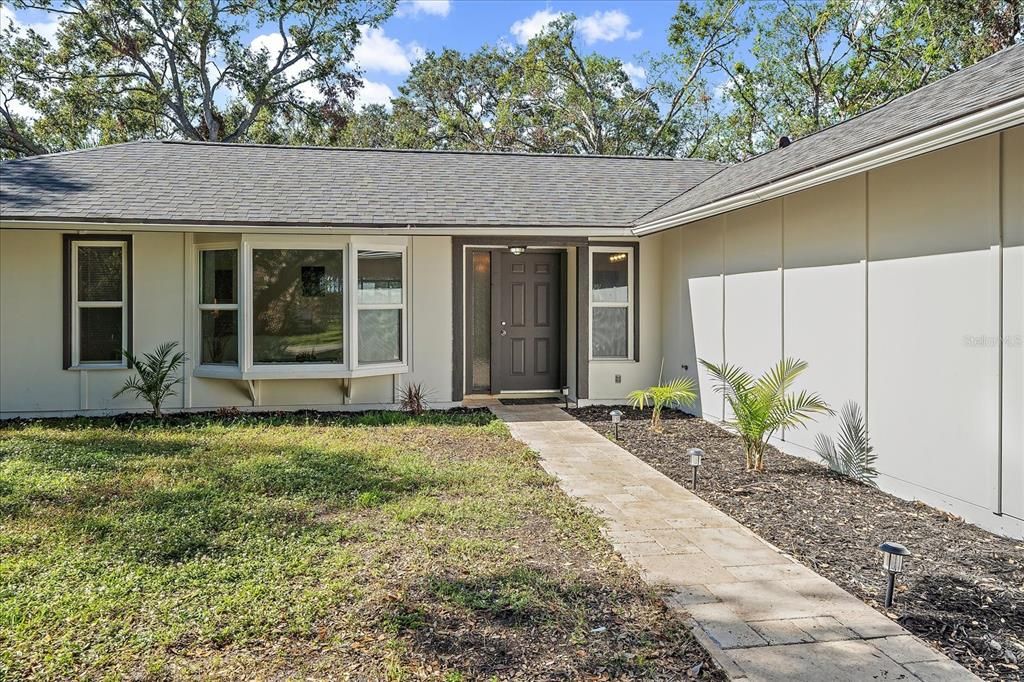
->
(191, 234, 412, 381)
(589, 245, 634, 361)
(70, 239, 129, 369)
(195, 243, 241, 377)
(352, 245, 408, 372)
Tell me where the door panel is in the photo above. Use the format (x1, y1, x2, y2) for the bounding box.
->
(496, 252, 562, 391)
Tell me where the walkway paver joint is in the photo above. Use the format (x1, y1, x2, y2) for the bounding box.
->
(493, 404, 979, 682)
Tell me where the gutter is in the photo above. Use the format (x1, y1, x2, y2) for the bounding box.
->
(632, 95, 1024, 236)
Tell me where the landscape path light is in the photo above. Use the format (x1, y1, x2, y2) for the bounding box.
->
(561, 386, 570, 409)
(878, 541, 911, 608)
(688, 448, 704, 490)
(609, 410, 622, 440)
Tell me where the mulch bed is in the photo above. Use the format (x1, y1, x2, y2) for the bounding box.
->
(569, 406, 1024, 681)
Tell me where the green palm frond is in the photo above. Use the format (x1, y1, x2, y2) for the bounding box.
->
(627, 376, 697, 431)
(700, 356, 831, 472)
(113, 341, 187, 417)
(815, 401, 878, 486)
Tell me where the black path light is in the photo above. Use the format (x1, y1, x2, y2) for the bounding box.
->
(561, 386, 570, 409)
(879, 541, 911, 608)
(688, 448, 704, 490)
(609, 410, 622, 440)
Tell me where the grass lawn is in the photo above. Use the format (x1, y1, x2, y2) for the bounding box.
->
(0, 410, 715, 680)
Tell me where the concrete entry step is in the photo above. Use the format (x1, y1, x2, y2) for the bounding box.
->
(492, 404, 980, 682)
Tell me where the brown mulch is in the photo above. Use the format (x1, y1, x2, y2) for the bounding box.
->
(569, 406, 1024, 682)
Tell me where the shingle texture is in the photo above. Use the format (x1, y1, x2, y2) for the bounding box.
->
(637, 42, 1024, 226)
(0, 142, 721, 229)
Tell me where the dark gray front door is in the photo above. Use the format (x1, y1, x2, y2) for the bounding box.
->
(495, 251, 562, 392)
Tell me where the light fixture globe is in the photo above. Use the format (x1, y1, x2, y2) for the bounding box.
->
(688, 448, 704, 467)
(509, 246, 527, 256)
(879, 541, 910, 573)
(609, 409, 623, 440)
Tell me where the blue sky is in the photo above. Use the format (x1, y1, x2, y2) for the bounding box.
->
(354, 0, 681, 104)
(1, 0, 685, 110)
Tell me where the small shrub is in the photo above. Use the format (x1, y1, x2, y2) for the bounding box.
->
(814, 401, 878, 486)
(398, 382, 429, 415)
(700, 357, 832, 472)
(113, 342, 187, 418)
(626, 378, 696, 431)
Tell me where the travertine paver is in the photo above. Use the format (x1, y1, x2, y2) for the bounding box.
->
(493, 403, 980, 682)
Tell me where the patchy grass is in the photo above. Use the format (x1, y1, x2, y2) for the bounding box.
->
(0, 411, 717, 680)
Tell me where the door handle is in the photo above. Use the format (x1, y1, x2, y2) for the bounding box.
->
(500, 329, 507, 336)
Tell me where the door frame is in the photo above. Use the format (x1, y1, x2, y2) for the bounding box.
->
(452, 237, 585, 400)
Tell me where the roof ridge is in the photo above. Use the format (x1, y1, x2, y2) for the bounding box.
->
(632, 42, 1024, 226)
(154, 139, 699, 161)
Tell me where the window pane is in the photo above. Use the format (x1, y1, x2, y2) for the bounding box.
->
(200, 310, 238, 365)
(592, 307, 628, 358)
(357, 251, 403, 305)
(470, 251, 491, 392)
(252, 249, 344, 364)
(80, 307, 123, 362)
(200, 250, 237, 304)
(78, 246, 122, 302)
(358, 309, 401, 364)
(592, 251, 629, 303)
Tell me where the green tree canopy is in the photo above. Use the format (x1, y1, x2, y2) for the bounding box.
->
(1, 0, 394, 156)
(2, 0, 1019, 160)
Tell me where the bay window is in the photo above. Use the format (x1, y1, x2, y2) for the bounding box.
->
(65, 236, 131, 369)
(590, 247, 633, 360)
(195, 236, 407, 379)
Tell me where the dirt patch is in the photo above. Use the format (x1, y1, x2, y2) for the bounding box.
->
(569, 405, 1024, 681)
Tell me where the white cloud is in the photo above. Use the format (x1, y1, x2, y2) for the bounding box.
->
(622, 62, 646, 85)
(354, 80, 394, 109)
(397, 0, 451, 17)
(249, 32, 319, 100)
(577, 10, 641, 44)
(510, 9, 565, 45)
(351, 26, 422, 75)
(1, 6, 62, 44)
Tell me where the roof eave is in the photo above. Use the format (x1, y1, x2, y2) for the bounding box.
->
(632, 94, 1024, 236)
(0, 218, 637, 238)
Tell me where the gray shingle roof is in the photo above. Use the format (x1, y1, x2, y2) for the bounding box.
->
(636, 42, 1024, 227)
(0, 141, 722, 229)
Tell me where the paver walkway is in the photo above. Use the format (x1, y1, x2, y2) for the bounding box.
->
(492, 403, 980, 682)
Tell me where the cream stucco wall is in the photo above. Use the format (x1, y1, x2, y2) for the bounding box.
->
(0, 230, 455, 415)
(661, 129, 1023, 538)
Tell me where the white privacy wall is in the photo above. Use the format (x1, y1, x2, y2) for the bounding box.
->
(660, 129, 1023, 538)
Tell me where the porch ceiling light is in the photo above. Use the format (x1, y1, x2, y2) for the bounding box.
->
(879, 541, 910, 608)
(609, 409, 623, 440)
(688, 448, 704, 490)
(509, 246, 527, 255)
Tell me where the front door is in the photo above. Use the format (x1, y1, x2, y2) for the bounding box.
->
(495, 251, 563, 392)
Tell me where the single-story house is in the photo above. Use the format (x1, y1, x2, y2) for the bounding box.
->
(1, 44, 1022, 538)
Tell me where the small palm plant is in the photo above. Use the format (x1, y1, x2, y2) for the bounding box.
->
(627, 377, 697, 431)
(814, 401, 878, 486)
(113, 342, 187, 418)
(699, 357, 832, 472)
